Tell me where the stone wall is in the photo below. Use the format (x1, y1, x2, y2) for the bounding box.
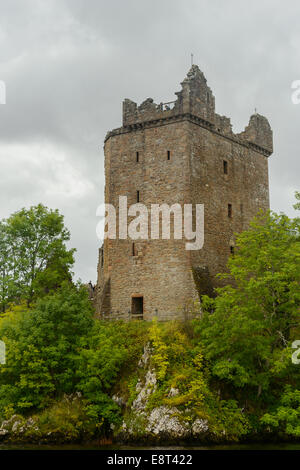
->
(96, 120, 198, 320)
(188, 118, 270, 288)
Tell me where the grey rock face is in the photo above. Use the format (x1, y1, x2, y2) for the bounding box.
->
(146, 406, 190, 438)
(192, 418, 209, 436)
(138, 342, 152, 368)
(132, 369, 157, 412)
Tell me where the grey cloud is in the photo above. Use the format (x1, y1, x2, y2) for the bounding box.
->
(0, 0, 299, 282)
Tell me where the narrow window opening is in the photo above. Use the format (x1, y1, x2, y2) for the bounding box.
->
(167, 150, 170, 160)
(223, 160, 228, 174)
(228, 203, 232, 218)
(132, 243, 136, 256)
(136, 151, 139, 162)
(137, 190, 140, 203)
(230, 246, 235, 255)
(131, 297, 143, 318)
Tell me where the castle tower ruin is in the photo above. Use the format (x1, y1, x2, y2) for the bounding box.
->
(95, 65, 273, 320)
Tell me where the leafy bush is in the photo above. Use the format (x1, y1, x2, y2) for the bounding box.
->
(195, 209, 300, 400)
(261, 386, 300, 437)
(76, 320, 148, 431)
(29, 395, 95, 442)
(0, 283, 93, 415)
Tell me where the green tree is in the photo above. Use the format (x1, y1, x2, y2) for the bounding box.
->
(0, 222, 13, 313)
(76, 320, 147, 430)
(2, 204, 75, 307)
(261, 386, 300, 437)
(197, 207, 300, 398)
(0, 283, 94, 413)
(294, 191, 300, 211)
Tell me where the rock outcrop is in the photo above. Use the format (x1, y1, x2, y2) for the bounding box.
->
(115, 343, 210, 443)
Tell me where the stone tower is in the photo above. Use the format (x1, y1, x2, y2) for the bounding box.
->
(95, 65, 273, 320)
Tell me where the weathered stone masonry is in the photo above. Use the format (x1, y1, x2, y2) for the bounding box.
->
(95, 65, 273, 320)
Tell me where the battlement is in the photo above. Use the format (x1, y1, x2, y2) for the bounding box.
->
(107, 65, 273, 156)
(122, 64, 215, 126)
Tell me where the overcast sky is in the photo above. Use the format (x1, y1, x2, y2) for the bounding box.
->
(0, 0, 299, 283)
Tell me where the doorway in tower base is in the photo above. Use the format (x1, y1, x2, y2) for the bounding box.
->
(131, 296, 144, 319)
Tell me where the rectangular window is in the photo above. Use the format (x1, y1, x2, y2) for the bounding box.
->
(136, 151, 139, 162)
(230, 246, 235, 255)
(137, 190, 140, 203)
(167, 150, 170, 160)
(228, 203, 232, 218)
(131, 296, 143, 318)
(223, 160, 228, 174)
(132, 242, 136, 256)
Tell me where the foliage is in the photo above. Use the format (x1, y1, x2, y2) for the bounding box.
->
(261, 386, 300, 437)
(0, 222, 21, 313)
(0, 198, 299, 443)
(293, 191, 300, 211)
(0, 283, 93, 415)
(32, 394, 96, 442)
(147, 320, 250, 440)
(127, 375, 139, 407)
(149, 319, 169, 381)
(0, 204, 75, 309)
(208, 399, 250, 441)
(196, 208, 300, 398)
(76, 320, 147, 430)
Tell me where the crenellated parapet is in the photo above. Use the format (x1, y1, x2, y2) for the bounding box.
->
(122, 97, 182, 126)
(214, 113, 233, 136)
(122, 64, 215, 127)
(107, 65, 273, 157)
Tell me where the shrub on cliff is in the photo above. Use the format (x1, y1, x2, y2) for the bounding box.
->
(146, 320, 250, 441)
(76, 320, 148, 432)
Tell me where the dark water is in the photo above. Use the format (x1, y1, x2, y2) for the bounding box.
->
(0, 443, 300, 450)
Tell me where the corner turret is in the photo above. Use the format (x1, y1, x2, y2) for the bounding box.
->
(238, 113, 273, 155)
